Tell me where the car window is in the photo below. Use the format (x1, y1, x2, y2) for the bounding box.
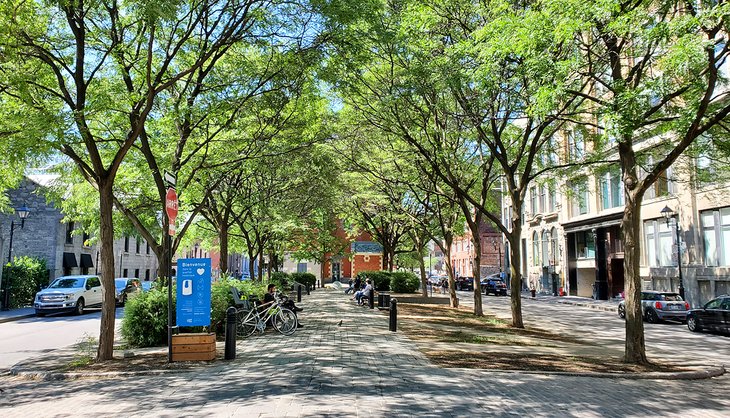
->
(705, 298, 723, 309)
(721, 299, 730, 310)
(87, 277, 101, 288)
(660, 294, 682, 301)
(49, 278, 83, 289)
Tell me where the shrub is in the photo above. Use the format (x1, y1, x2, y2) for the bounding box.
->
(390, 271, 420, 293)
(121, 285, 172, 347)
(2, 256, 48, 308)
(290, 272, 316, 289)
(357, 271, 391, 291)
(121, 278, 266, 347)
(268, 271, 290, 290)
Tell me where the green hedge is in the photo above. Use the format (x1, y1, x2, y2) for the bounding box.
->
(121, 277, 266, 347)
(268, 271, 291, 290)
(390, 271, 420, 293)
(356, 271, 391, 291)
(291, 272, 316, 289)
(2, 256, 47, 308)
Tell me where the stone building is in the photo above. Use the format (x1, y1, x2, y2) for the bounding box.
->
(0, 175, 158, 285)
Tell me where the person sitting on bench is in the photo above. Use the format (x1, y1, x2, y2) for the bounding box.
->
(354, 279, 373, 305)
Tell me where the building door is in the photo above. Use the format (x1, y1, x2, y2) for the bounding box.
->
(609, 258, 625, 298)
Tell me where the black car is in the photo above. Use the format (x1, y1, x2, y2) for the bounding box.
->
(686, 295, 730, 334)
(455, 277, 474, 291)
(482, 276, 507, 296)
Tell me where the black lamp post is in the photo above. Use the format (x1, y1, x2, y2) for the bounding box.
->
(661, 205, 685, 299)
(2, 205, 31, 311)
(492, 237, 502, 272)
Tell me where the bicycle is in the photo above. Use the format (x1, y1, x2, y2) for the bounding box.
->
(236, 295, 298, 337)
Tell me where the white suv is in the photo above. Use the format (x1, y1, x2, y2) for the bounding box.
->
(34, 275, 103, 316)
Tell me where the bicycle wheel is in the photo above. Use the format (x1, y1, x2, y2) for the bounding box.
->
(273, 308, 298, 335)
(237, 309, 257, 337)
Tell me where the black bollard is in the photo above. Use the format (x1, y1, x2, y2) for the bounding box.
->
(389, 298, 398, 332)
(306, 284, 310, 295)
(369, 288, 374, 309)
(225, 307, 237, 360)
(297, 284, 302, 302)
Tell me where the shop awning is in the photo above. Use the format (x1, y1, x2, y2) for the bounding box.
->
(80, 253, 94, 268)
(62, 252, 78, 268)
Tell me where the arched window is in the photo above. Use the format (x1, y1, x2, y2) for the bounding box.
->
(541, 230, 550, 267)
(551, 227, 559, 267)
(532, 231, 540, 266)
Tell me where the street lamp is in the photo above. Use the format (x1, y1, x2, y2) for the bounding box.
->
(661, 205, 685, 299)
(492, 237, 502, 273)
(2, 205, 31, 310)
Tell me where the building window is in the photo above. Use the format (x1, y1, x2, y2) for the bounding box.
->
(575, 231, 595, 259)
(123, 268, 128, 277)
(66, 222, 74, 244)
(532, 231, 540, 266)
(146, 242, 150, 255)
(701, 207, 730, 266)
(145, 269, 150, 280)
(598, 168, 624, 210)
(550, 227, 559, 266)
(643, 159, 673, 200)
(643, 219, 673, 267)
(570, 177, 589, 216)
(548, 185, 557, 213)
(136, 238, 141, 254)
(530, 186, 538, 215)
(568, 129, 586, 161)
(541, 230, 550, 267)
(539, 186, 547, 214)
(134, 268, 140, 279)
(124, 236, 130, 252)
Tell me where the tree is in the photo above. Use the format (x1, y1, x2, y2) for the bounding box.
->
(0, 0, 274, 360)
(549, 0, 730, 363)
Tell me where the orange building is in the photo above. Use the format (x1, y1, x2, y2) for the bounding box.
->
(322, 228, 384, 282)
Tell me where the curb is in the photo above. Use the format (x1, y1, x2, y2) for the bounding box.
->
(8, 368, 198, 381)
(454, 364, 726, 380)
(0, 314, 36, 324)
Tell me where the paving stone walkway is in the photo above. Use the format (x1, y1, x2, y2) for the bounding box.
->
(1, 288, 729, 417)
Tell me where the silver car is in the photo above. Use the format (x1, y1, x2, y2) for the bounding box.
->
(617, 291, 689, 323)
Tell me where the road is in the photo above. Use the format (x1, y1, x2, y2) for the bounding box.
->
(456, 290, 730, 367)
(0, 309, 123, 369)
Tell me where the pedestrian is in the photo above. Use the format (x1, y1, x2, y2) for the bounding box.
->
(355, 279, 373, 305)
(344, 278, 354, 294)
(441, 278, 448, 294)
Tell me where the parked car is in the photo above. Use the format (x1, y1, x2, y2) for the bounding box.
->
(34, 275, 103, 316)
(617, 291, 689, 323)
(141, 281, 154, 292)
(115, 278, 142, 306)
(456, 277, 474, 291)
(686, 295, 730, 334)
(481, 274, 508, 296)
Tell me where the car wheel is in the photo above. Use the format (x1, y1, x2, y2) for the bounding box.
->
(75, 298, 85, 315)
(617, 304, 626, 319)
(687, 315, 702, 332)
(646, 309, 659, 324)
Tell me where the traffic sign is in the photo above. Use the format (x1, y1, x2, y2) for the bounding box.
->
(165, 187, 178, 236)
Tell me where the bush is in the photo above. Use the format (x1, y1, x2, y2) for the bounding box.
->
(268, 271, 291, 290)
(121, 285, 172, 347)
(2, 256, 47, 308)
(290, 272, 316, 289)
(121, 278, 266, 347)
(390, 271, 420, 293)
(357, 271, 391, 291)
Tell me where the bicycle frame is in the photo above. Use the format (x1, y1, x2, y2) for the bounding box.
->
(236, 296, 297, 337)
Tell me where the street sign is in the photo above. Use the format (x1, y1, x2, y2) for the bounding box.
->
(176, 258, 212, 327)
(165, 187, 178, 236)
(163, 170, 177, 188)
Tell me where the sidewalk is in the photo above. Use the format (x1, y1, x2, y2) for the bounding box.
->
(3, 288, 729, 417)
(0, 306, 35, 323)
(521, 292, 619, 313)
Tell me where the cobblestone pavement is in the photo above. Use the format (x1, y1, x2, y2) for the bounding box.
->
(1, 289, 729, 417)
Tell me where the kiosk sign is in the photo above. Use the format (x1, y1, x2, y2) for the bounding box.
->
(176, 258, 211, 326)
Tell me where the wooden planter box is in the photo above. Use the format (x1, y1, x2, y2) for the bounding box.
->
(171, 333, 216, 362)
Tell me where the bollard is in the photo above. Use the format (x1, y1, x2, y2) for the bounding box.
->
(369, 288, 374, 309)
(297, 284, 302, 302)
(306, 284, 310, 295)
(225, 307, 237, 360)
(389, 298, 398, 332)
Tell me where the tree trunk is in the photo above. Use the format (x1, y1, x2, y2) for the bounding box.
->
(156, 242, 170, 285)
(249, 256, 256, 281)
(219, 225, 228, 275)
(623, 193, 648, 364)
(472, 236, 483, 316)
(257, 252, 264, 281)
(418, 249, 428, 297)
(97, 179, 116, 361)
(388, 249, 396, 271)
(508, 218, 524, 328)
